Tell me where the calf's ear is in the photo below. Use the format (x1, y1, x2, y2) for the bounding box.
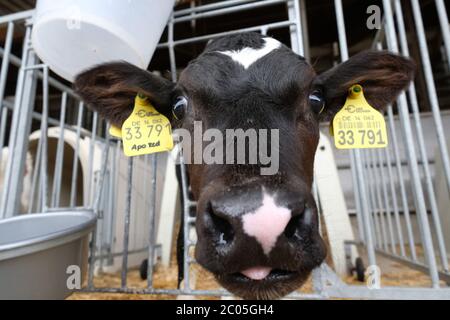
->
(74, 61, 175, 127)
(314, 50, 416, 120)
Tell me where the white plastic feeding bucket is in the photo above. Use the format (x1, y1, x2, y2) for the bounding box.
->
(32, 0, 175, 82)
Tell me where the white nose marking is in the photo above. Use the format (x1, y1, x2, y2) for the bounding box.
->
(217, 37, 281, 69)
(241, 193, 291, 255)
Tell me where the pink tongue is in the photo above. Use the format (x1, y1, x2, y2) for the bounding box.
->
(241, 267, 272, 280)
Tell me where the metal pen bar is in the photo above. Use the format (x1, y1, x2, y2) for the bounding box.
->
(0, 22, 14, 114)
(23, 64, 47, 71)
(373, 248, 450, 285)
(290, 0, 304, 56)
(86, 112, 98, 206)
(287, 0, 300, 54)
(0, 25, 30, 217)
(410, 0, 450, 193)
(157, 20, 294, 48)
(350, 241, 450, 285)
(299, 0, 310, 61)
(360, 152, 373, 246)
(0, 25, 37, 218)
(0, 107, 7, 176)
(93, 131, 111, 212)
(40, 66, 49, 212)
(87, 220, 98, 289)
(383, 0, 440, 287)
(79, 286, 325, 299)
(0, 9, 34, 25)
(179, 154, 192, 290)
(36, 136, 44, 211)
(11, 62, 50, 212)
(102, 171, 114, 265)
(364, 151, 383, 250)
(168, 15, 177, 83)
(383, 145, 406, 257)
(355, 150, 378, 266)
(0, 47, 79, 100)
(81, 143, 110, 292)
(28, 108, 104, 142)
(147, 154, 158, 288)
(51, 93, 67, 208)
(386, 104, 417, 261)
(69, 102, 84, 207)
(376, 149, 397, 254)
(174, 0, 258, 17)
(435, 0, 450, 69)
(142, 155, 149, 212)
(394, 0, 448, 270)
(108, 141, 121, 260)
(131, 154, 148, 266)
(173, 0, 288, 23)
(1, 97, 104, 144)
(336, 158, 436, 171)
(373, 41, 398, 254)
(371, 149, 391, 252)
(28, 129, 42, 213)
(121, 157, 134, 288)
(94, 247, 159, 260)
(351, 152, 366, 243)
(371, 18, 386, 49)
(364, 151, 381, 248)
(96, 178, 105, 270)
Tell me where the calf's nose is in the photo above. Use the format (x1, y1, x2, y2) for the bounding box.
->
(207, 191, 310, 257)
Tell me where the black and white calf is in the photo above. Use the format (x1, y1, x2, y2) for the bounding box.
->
(74, 32, 415, 299)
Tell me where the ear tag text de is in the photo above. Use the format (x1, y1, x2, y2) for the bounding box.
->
(332, 85, 388, 149)
(121, 95, 174, 157)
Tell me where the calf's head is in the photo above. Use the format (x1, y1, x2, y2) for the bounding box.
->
(74, 33, 414, 299)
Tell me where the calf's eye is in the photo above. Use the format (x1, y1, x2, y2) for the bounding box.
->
(309, 90, 325, 114)
(172, 96, 188, 120)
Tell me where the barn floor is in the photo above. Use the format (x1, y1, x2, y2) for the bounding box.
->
(67, 251, 446, 300)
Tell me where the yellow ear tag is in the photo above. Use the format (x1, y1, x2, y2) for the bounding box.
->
(109, 125, 123, 139)
(121, 95, 174, 157)
(332, 85, 388, 149)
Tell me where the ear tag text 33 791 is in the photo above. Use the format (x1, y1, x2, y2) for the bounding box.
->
(121, 95, 174, 157)
(332, 85, 388, 149)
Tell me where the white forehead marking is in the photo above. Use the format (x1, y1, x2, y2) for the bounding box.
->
(217, 37, 282, 69)
(241, 192, 291, 255)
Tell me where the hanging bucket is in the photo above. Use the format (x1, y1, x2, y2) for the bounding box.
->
(32, 0, 175, 82)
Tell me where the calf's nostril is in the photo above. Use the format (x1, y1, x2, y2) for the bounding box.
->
(283, 207, 314, 239)
(206, 202, 235, 244)
(284, 214, 302, 238)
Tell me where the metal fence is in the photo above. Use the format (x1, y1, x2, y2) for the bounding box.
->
(0, 0, 450, 299)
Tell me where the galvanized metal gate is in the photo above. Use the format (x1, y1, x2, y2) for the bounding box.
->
(1, 0, 450, 299)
